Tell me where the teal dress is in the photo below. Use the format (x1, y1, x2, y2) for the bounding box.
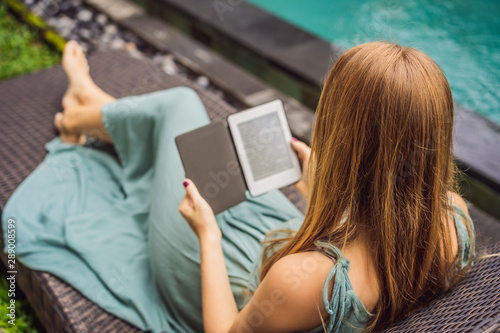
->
(1, 87, 474, 333)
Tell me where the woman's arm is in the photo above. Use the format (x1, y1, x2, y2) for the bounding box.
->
(199, 234, 239, 332)
(179, 179, 238, 332)
(179, 179, 331, 333)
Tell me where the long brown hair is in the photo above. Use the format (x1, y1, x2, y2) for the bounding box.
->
(260, 42, 474, 331)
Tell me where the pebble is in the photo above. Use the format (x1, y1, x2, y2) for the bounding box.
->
(31, 1, 48, 18)
(110, 38, 125, 50)
(79, 28, 92, 40)
(104, 24, 118, 36)
(99, 33, 113, 45)
(44, 1, 60, 17)
(59, 1, 73, 14)
(96, 13, 108, 26)
(54, 16, 76, 37)
(77, 9, 93, 22)
(160, 55, 178, 75)
(196, 76, 210, 88)
(33, 0, 58, 18)
(47, 17, 57, 26)
(90, 23, 101, 36)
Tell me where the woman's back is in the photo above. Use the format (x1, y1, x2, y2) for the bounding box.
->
(251, 192, 474, 332)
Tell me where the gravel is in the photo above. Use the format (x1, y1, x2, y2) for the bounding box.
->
(16, 0, 241, 106)
(76, 8, 92, 22)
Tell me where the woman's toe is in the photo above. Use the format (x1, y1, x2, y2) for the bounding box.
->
(54, 112, 64, 131)
(78, 134, 87, 145)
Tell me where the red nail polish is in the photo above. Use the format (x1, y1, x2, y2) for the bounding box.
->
(292, 137, 298, 141)
(183, 181, 189, 187)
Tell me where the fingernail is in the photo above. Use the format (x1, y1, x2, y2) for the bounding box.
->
(183, 181, 189, 187)
(292, 137, 298, 142)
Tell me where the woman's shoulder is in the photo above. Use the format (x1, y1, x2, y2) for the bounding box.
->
(271, 251, 336, 302)
(251, 251, 335, 331)
(264, 250, 373, 331)
(449, 192, 469, 216)
(447, 192, 474, 245)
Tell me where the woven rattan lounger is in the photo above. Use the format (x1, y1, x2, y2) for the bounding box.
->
(0, 51, 498, 333)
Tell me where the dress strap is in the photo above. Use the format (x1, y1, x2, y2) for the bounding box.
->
(313, 240, 351, 333)
(449, 202, 475, 268)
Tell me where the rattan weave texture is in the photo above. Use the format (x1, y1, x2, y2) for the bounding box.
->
(386, 243, 500, 332)
(0, 51, 498, 333)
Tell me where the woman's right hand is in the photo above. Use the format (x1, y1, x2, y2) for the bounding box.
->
(291, 138, 311, 197)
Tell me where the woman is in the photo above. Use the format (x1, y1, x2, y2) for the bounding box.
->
(2, 41, 474, 332)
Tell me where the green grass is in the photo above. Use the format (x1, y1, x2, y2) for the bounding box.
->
(0, 1, 61, 81)
(0, 2, 59, 332)
(0, 269, 42, 333)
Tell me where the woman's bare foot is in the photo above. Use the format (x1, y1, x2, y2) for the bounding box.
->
(61, 41, 114, 108)
(57, 41, 115, 144)
(54, 112, 86, 145)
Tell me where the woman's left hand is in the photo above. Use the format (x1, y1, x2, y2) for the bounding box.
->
(178, 179, 221, 242)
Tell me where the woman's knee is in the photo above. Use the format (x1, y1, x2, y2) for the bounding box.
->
(155, 87, 203, 110)
(147, 87, 207, 121)
(169, 86, 200, 101)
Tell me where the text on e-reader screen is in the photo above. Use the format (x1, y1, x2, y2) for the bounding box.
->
(237, 112, 293, 181)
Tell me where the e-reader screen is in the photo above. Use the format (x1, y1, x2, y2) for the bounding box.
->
(237, 112, 293, 181)
(227, 99, 302, 197)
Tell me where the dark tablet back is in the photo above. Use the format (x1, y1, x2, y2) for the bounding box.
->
(175, 121, 247, 215)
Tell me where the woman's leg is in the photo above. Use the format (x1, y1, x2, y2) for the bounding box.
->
(52, 41, 303, 332)
(55, 41, 116, 144)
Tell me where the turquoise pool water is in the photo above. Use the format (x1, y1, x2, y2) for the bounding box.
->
(247, 0, 500, 124)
